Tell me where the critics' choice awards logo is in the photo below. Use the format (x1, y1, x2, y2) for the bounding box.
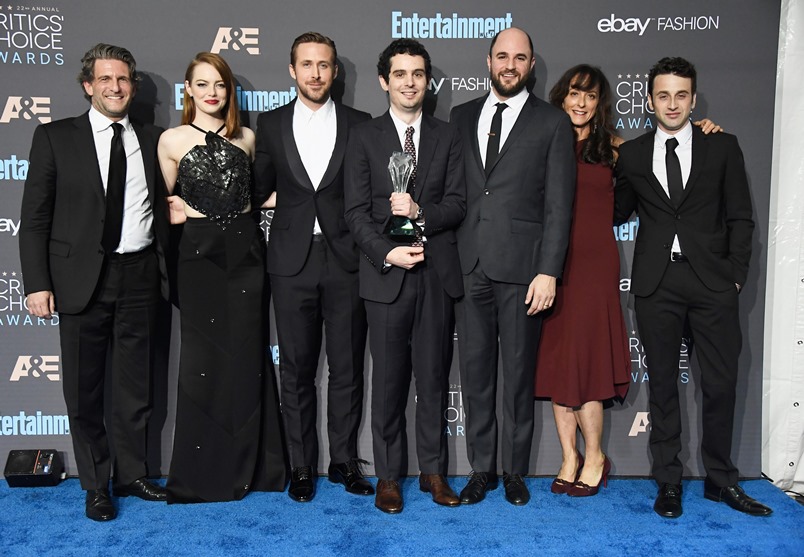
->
(0, 95, 50, 124)
(211, 27, 259, 55)
(597, 13, 721, 36)
(0, 5, 64, 65)
(10, 355, 60, 381)
(629, 333, 691, 385)
(614, 72, 655, 132)
(0, 271, 59, 327)
(391, 11, 512, 39)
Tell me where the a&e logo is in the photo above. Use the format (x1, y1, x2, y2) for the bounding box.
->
(0, 96, 51, 124)
(210, 28, 259, 55)
(10, 355, 60, 382)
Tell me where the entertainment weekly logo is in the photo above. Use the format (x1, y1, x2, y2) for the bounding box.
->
(391, 11, 512, 39)
(597, 13, 721, 36)
(0, 95, 51, 124)
(0, 5, 65, 66)
(211, 27, 259, 55)
(0, 410, 69, 436)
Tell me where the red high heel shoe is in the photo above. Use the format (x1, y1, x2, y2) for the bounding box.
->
(567, 456, 611, 497)
(550, 453, 585, 495)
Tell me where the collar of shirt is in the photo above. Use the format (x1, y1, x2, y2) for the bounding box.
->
(293, 97, 335, 127)
(88, 105, 131, 134)
(388, 107, 422, 154)
(654, 120, 693, 152)
(478, 87, 529, 165)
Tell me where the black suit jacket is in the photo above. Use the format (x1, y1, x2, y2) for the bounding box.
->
(253, 100, 371, 275)
(19, 111, 168, 314)
(450, 93, 576, 284)
(614, 126, 754, 296)
(344, 112, 466, 303)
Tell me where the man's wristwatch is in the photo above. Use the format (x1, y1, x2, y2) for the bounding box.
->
(416, 206, 424, 220)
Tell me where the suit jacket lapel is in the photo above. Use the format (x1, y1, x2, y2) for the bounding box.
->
(132, 122, 157, 206)
(682, 126, 707, 205)
(469, 96, 486, 177)
(282, 101, 316, 191)
(317, 103, 346, 191)
(379, 112, 403, 194)
(414, 115, 438, 201)
(73, 112, 105, 203)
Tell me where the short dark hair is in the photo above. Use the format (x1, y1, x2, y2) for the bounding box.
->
(488, 27, 534, 59)
(290, 31, 337, 65)
(77, 43, 139, 101)
(377, 38, 431, 82)
(647, 57, 697, 96)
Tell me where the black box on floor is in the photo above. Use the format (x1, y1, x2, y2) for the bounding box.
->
(4, 450, 64, 487)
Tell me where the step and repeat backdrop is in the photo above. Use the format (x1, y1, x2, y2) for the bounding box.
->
(0, 0, 780, 478)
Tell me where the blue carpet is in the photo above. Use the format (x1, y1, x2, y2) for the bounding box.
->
(1, 477, 801, 556)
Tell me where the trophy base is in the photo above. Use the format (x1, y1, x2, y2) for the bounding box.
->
(384, 216, 421, 244)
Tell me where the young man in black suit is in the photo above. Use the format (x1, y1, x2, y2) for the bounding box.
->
(19, 44, 169, 521)
(614, 57, 771, 518)
(253, 32, 372, 503)
(344, 38, 466, 514)
(450, 27, 576, 506)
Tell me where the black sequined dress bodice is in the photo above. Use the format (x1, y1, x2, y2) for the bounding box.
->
(178, 129, 251, 226)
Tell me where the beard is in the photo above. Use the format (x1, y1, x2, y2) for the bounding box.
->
(298, 80, 331, 105)
(490, 70, 528, 98)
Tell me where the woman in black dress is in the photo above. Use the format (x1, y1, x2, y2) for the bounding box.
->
(157, 52, 286, 502)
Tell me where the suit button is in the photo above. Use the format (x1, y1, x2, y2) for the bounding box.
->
(663, 244, 670, 249)
(675, 214, 681, 220)
(484, 189, 490, 195)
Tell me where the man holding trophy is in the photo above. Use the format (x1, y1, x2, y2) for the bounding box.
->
(344, 38, 466, 514)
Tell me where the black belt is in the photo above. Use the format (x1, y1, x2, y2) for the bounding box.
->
(671, 252, 688, 262)
(106, 243, 154, 261)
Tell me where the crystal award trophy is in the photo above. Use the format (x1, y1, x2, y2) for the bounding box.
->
(384, 151, 421, 243)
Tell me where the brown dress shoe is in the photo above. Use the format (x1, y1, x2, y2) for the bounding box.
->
(419, 474, 460, 507)
(375, 479, 403, 514)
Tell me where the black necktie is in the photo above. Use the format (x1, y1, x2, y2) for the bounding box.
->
(102, 122, 126, 253)
(665, 137, 684, 207)
(404, 126, 417, 195)
(485, 102, 508, 176)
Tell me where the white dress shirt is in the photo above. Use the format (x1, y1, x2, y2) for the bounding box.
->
(88, 107, 153, 253)
(388, 106, 422, 155)
(477, 87, 529, 167)
(293, 98, 337, 235)
(653, 121, 693, 255)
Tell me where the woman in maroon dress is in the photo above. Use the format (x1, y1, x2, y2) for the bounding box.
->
(535, 65, 628, 497)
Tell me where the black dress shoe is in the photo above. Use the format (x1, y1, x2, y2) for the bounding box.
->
(459, 471, 498, 505)
(86, 489, 116, 522)
(328, 459, 374, 495)
(288, 466, 315, 502)
(113, 478, 167, 501)
(704, 479, 773, 516)
(654, 483, 683, 518)
(503, 473, 530, 506)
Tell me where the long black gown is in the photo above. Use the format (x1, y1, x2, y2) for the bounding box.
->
(167, 127, 287, 503)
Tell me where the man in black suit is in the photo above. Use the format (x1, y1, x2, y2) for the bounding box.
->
(450, 28, 575, 506)
(19, 44, 169, 521)
(614, 57, 771, 518)
(253, 32, 372, 503)
(344, 39, 465, 514)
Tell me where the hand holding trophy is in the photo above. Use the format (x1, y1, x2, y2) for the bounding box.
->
(384, 151, 422, 244)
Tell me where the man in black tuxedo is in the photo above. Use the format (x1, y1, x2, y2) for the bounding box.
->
(344, 39, 465, 514)
(19, 44, 169, 521)
(449, 28, 575, 506)
(614, 57, 771, 518)
(253, 32, 372, 503)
